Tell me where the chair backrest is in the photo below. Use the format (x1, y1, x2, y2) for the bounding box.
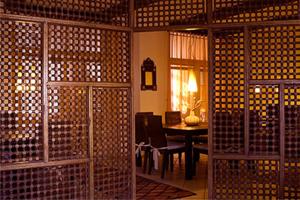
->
(135, 112, 153, 144)
(146, 115, 167, 148)
(165, 111, 181, 125)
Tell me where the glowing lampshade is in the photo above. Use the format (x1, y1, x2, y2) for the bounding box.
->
(188, 70, 198, 92)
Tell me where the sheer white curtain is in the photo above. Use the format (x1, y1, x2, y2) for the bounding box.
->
(170, 66, 189, 113)
(170, 32, 208, 119)
(170, 32, 208, 60)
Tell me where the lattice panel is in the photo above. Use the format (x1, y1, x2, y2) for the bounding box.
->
(213, 159, 279, 200)
(249, 85, 280, 155)
(213, 0, 299, 24)
(1, 0, 129, 26)
(0, 0, 3, 13)
(284, 85, 300, 159)
(284, 161, 300, 199)
(284, 85, 300, 199)
(213, 29, 245, 154)
(93, 87, 131, 199)
(0, 163, 89, 199)
(48, 24, 130, 83)
(48, 87, 88, 161)
(0, 20, 43, 164)
(250, 25, 300, 80)
(135, 0, 206, 28)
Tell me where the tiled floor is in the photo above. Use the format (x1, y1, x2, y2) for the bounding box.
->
(136, 154, 208, 199)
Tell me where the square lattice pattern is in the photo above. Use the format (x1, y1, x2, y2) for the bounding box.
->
(284, 161, 300, 199)
(135, 0, 206, 28)
(213, 0, 299, 24)
(0, 163, 89, 199)
(249, 85, 280, 155)
(250, 25, 300, 80)
(0, 19, 43, 164)
(1, 0, 129, 26)
(48, 86, 89, 161)
(48, 24, 130, 83)
(284, 85, 300, 199)
(93, 87, 131, 199)
(213, 159, 279, 199)
(284, 85, 300, 159)
(213, 29, 245, 154)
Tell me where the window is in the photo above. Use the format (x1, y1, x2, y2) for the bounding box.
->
(169, 32, 208, 121)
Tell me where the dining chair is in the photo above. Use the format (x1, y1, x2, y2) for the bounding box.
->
(192, 143, 208, 176)
(165, 111, 185, 167)
(135, 112, 153, 172)
(165, 111, 182, 125)
(135, 112, 153, 145)
(146, 115, 185, 178)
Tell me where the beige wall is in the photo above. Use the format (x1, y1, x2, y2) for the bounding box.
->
(133, 32, 169, 121)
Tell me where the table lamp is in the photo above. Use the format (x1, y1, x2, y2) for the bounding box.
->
(185, 70, 200, 126)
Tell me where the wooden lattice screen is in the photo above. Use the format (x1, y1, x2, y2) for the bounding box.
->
(211, 24, 300, 199)
(133, 0, 300, 199)
(134, 0, 300, 29)
(212, 0, 299, 24)
(1, 0, 300, 199)
(1, 0, 129, 26)
(134, 0, 207, 28)
(0, 1, 132, 199)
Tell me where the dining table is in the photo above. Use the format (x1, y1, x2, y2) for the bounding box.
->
(163, 122, 208, 180)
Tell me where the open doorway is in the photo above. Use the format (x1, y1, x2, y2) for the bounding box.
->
(135, 30, 209, 199)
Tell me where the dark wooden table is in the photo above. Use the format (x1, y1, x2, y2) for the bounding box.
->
(163, 123, 208, 180)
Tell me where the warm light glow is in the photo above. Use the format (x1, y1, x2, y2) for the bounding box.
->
(170, 68, 189, 114)
(185, 28, 201, 31)
(15, 78, 36, 92)
(255, 86, 261, 93)
(16, 85, 23, 91)
(188, 70, 198, 92)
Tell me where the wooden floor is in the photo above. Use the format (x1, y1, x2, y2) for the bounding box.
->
(136, 154, 208, 199)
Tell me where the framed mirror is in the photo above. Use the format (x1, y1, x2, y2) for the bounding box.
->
(141, 58, 157, 90)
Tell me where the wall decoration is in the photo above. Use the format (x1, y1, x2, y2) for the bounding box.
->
(141, 57, 157, 91)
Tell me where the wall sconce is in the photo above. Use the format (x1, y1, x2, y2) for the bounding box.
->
(141, 58, 157, 91)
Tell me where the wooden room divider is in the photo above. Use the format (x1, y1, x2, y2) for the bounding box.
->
(0, 1, 133, 199)
(1, 0, 300, 199)
(208, 2, 300, 199)
(210, 23, 300, 199)
(134, 0, 300, 199)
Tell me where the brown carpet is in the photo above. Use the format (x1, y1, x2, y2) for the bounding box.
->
(136, 176, 196, 200)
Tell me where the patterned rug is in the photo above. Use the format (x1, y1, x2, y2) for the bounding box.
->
(136, 176, 196, 200)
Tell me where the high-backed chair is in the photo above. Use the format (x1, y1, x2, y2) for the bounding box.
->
(146, 115, 185, 178)
(135, 112, 153, 145)
(135, 112, 153, 172)
(165, 111, 185, 167)
(165, 111, 182, 125)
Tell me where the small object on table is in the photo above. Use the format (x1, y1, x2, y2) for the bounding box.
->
(184, 110, 200, 126)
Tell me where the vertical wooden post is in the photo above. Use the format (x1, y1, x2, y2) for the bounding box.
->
(207, 0, 213, 25)
(244, 26, 250, 156)
(129, 0, 136, 199)
(207, 28, 214, 200)
(88, 87, 94, 200)
(207, 1, 213, 197)
(279, 83, 285, 199)
(43, 22, 49, 163)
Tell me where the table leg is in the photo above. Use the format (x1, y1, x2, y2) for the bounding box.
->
(185, 135, 193, 180)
